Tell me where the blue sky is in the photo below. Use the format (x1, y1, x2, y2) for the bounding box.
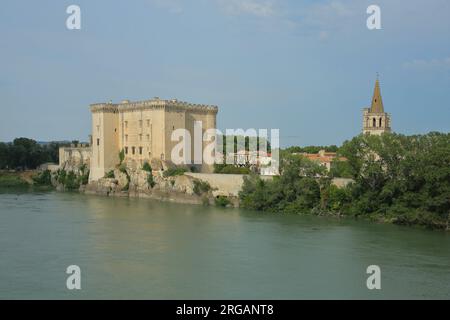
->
(1, 0, 449, 147)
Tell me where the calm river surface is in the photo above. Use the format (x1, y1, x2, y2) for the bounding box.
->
(0, 190, 449, 299)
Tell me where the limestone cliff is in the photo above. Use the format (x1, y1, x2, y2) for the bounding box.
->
(83, 166, 237, 207)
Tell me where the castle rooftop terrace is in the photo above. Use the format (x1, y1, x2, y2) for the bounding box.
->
(90, 98, 218, 113)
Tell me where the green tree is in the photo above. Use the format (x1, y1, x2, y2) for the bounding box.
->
(240, 155, 325, 214)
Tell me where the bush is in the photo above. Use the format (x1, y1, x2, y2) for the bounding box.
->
(239, 157, 324, 214)
(118, 164, 131, 190)
(147, 173, 156, 189)
(80, 170, 90, 185)
(79, 164, 87, 174)
(119, 150, 125, 164)
(105, 170, 115, 178)
(65, 171, 80, 190)
(32, 170, 52, 186)
(119, 163, 127, 174)
(214, 164, 250, 174)
(215, 196, 231, 207)
(163, 167, 187, 177)
(193, 179, 211, 195)
(56, 169, 67, 184)
(142, 162, 152, 172)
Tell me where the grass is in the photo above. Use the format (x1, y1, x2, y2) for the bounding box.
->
(0, 172, 30, 188)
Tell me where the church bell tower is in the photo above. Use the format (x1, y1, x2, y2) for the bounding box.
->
(363, 75, 392, 135)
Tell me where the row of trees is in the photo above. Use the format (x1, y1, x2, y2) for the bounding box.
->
(219, 135, 272, 154)
(0, 138, 61, 170)
(214, 163, 251, 174)
(283, 145, 339, 154)
(239, 132, 450, 229)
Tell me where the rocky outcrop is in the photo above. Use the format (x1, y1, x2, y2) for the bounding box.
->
(82, 165, 234, 206)
(173, 175, 195, 195)
(84, 178, 123, 196)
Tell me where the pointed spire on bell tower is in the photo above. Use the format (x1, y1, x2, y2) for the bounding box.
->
(370, 74, 384, 113)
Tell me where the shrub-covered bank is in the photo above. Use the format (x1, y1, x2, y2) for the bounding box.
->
(239, 132, 450, 230)
(0, 170, 54, 189)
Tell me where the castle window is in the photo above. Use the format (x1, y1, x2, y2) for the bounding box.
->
(132, 147, 135, 155)
(97, 138, 100, 146)
(139, 147, 143, 155)
(125, 147, 128, 154)
(373, 118, 376, 127)
(379, 118, 382, 127)
(173, 125, 175, 131)
(124, 121, 128, 129)
(146, 134, 150, 141)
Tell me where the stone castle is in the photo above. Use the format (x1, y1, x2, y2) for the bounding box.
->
(362, 77, 391, 135)
(58, 77, 392, 182)
(89, 98, 218, 181)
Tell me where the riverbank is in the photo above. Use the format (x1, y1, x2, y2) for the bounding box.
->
(53, 164, 240, 208)
(2, 168, 448, 231)
(81, 179, 450, 231)
(0, 170, 38, 188)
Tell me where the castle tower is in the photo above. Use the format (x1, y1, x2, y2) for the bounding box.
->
(89, 98, 218, 181)
(363, 76, 391, 135)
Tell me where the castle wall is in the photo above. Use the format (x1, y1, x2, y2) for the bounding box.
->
(90, 108, 120, 181)
(59, 146, 91, 169)
(164, 108, 186, 163)
(184, 111, 216, 172)
(118, 107, 166, 167)
(185, 173, 246, 197)
(165, 108, 216, 171)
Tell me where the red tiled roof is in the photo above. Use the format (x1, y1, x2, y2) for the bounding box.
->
(297, 152, 347, 164)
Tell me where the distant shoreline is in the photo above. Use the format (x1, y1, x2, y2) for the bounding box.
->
(1, 169, 448, 232)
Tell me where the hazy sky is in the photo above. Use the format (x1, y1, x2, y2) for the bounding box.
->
(1, 0, 449, 146)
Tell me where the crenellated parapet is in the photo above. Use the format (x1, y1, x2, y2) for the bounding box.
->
(90, 103, 119, 114)
(90, 98, 218, 115)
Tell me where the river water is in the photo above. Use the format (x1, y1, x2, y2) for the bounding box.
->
(0, 190, 449, 299)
